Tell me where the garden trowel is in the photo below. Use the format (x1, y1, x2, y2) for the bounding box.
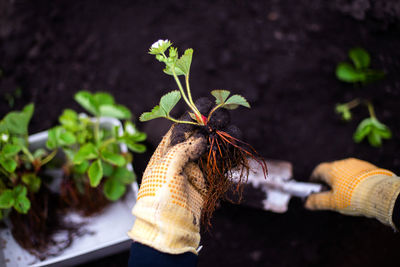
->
(234, 159, 323, 213)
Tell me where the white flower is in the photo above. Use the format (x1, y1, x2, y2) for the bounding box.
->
(1, 133, 9, 142)
(151, 39, 169, 49)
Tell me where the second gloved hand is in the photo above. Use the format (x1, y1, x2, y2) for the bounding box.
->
(305, 158, 400, 229)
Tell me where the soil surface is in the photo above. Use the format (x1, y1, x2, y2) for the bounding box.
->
(1, 0, 400, 266)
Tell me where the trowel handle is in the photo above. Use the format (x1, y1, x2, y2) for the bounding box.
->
(281, 181, 324, 198)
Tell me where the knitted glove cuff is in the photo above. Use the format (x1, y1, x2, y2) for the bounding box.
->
(349, 173, 400, 229)
(128, 199, 200, 255)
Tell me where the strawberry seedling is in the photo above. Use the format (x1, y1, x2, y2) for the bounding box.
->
(141, 39, 267, 223)
(47, 91, 146, 215)
(0, 104, 76, 258)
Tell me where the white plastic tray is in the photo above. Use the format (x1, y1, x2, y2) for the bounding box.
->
(0, 117, 138, 266)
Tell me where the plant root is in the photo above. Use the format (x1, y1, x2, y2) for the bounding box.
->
(9, 186, 86, 261)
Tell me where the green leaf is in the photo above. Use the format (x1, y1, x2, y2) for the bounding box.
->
(46, 127, 76, 149)
(94, 92, 115, 106)
(46, 127, 60, 149)
(21, 173, 41, 193)
(74, 91, 99, 116)
(353, 118, 391, 147)
(33, 148, 46, 159)
(60, 131, 76, 145)
(0, 157, 17, 173)
(139, 105, 166, 121)
(335, 104, 352, 121)
(101, 161, 114, 177)
(0, 190, 14, 209)
(353, 118, 372, 143)
(73, 143, 98, 164)
(139, 91, 181, 122)
(367, 130, 382, 147)
(59, 109, 79, 131)
(336, 63, 365, 83)
(103, 178, 126, 201)
(175, 48, 193, 76)
(13, 185, 27, 198)
(211, 90, 231, 105)
(3, 103, 34, 135)
(99, 104, 132, 119)
(14, 195, 30, 214)
(100, 150, 126, 166)
(113, 167, 136, 184)
(125, 140, 146, 153)
(73, 160, 90, 174)
(349, 47, 370, 69)
(2, 144, 21, 157)
(12, 185, 31, 213)
(223, 94, 251, 110)
(160, 90, 181, 115)
(88, 159, 103, 187)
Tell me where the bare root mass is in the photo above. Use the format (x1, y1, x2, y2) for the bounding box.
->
(9, 186, 85, 260)
(171, 98, 267, 226)
(60, 176, 110, 216)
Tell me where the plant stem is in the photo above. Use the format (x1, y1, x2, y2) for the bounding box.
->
(185, 74, 201, 116)
(367, 101, 376, 119)
(207, 103, 224, 121)
(21, 146, 34, 163)
(345, 98, 361, 109)
(167, 116, 200, 126)
(99, 137, 116, 150)
(162, 52, 204, 124)
(41, 149, 58, 166)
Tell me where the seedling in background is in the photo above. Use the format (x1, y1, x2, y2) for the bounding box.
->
(336, 47, 385, 84)
(0, 104, 57, 219)
(335, 47, 392, 147)
(353, 102, 392, 147)
(47, 91, 146, 203)
(140, 39, 266, 224)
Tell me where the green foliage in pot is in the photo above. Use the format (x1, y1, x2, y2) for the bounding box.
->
(0, 104, 56, 219)
(47, 91, 146, 202)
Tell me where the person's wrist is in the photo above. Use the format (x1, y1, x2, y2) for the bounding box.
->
(350, 171, 400, 229)
(128, 199, 200, 255)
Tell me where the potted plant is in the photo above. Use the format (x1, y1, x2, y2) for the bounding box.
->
(0, 104, 77, 259)
(0, 91, 147, 265)
(46, 91, 146, 216)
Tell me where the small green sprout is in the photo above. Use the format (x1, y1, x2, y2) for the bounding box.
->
(140, 39, 249, 126)
(335, 98, 361, 121)
(336, 47, 385, 84)
(334, 47, 392, 148)
(47, 91, 146, 201)
(353, 102, 392, 147)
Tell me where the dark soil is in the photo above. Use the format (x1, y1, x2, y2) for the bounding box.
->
(1, 0, 400, 266)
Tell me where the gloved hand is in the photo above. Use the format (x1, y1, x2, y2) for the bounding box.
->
(128, 126, 207, 255)
(305, 158, 400, 229)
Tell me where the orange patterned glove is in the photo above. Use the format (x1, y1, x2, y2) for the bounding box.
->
(128, 127, 207, 254)
(305, 158, 400, 229)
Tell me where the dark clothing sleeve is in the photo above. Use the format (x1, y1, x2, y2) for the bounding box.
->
(392, 193, 400, 230)
(128, 242, 198, 267)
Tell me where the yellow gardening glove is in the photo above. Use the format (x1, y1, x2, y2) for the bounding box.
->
(128, 127, 207, 255)
(305, 158, 400, 229)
